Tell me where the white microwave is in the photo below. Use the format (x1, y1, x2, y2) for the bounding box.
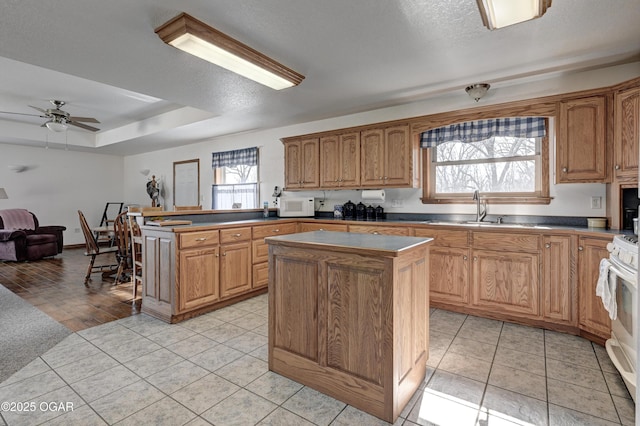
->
(277, 197, 315, 217)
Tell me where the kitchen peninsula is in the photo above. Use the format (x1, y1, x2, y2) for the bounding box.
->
(265, 231, 433, 423)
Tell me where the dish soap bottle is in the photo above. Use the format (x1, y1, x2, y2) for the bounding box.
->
(263, 201, 269, 218)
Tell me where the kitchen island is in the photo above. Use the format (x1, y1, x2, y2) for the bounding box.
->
(266, 231, 433, 423)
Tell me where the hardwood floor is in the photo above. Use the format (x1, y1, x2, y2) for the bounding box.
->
(0, 247, 139, 332)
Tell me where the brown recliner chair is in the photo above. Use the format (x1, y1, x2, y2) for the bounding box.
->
(0, 209, 66, 261)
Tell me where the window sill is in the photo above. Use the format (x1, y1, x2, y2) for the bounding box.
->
(421, 196, 553, 205)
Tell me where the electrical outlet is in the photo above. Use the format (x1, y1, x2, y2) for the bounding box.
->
(392, 199, 403, 208)
(74, 228, 80, 233)
(590, 196, 602, 209)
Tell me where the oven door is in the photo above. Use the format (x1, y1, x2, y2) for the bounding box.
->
(605, 257, 637, 399)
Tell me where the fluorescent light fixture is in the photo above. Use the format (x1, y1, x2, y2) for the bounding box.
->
(476, 0, 552, 30)
(45, 120, 68, 132)
(0, 188, 7, 199)
(155, 13, 304, 90)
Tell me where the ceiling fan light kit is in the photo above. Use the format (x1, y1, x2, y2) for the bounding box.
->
(45, 119, 68, 132)
(155, 12, 304, 90)
(476, 0, 552, 30)
(465, 83, 490, 101)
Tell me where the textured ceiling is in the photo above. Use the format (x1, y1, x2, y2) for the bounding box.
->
(0, 0, 638, 155)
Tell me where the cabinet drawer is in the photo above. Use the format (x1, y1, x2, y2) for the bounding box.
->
(252, 222, 297, 239)
(472, 232, 539, 252)
(179, 230, 219, 249)
(220, 227, 252, 243)
(414, 228, 469, 247)
(299, 222, 349, 232)
(349, 224, 410, 236)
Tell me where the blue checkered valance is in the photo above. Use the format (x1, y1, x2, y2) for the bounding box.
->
(420, 117, 547, 147)
(212, 147, 258, 168)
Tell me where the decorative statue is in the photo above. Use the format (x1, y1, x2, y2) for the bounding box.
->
(146, 175, 160, 207)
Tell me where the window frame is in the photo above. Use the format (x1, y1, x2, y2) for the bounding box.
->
(210, 147, 260, 211)
(421, 118, 551, 205)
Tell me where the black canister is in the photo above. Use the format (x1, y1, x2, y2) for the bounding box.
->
(375, 205, 384, 221)
(343, 200, 356, 219)
(366, 205, 375, 221)
(356, 202, 366, 220)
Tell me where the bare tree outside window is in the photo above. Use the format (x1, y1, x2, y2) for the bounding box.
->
(434, 137, 538, 195)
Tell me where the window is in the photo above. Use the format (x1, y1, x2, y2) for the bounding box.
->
(421, 117, 550, 204)
(211, 147, 259, 209)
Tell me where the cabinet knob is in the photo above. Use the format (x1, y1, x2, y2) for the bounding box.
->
(216, 253, 219, 257)
(545, 243, 551, 249)
(195, 237, 207, 241)
(463, 255, 468, 260)
(562, 167, 568, 173)
(222, 252, 227, 256)
(318, 228, 325, 231)
(384, 176, 388, 180)
(272, 229, 280, 233)
(372, 231, 380, 235)
(233, 233, 242, 237)
(615, 164, 621, 170)
(578, 246, 584, 251)
(473, 256, 478, 261)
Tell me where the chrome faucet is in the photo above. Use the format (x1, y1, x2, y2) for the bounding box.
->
(472, 190, 487, 222)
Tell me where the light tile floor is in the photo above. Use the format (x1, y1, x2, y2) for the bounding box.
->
(0, 295, 635, 425)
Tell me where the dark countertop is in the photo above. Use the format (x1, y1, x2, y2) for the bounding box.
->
(265, 231, 433, 255)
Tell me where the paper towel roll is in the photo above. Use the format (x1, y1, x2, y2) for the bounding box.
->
(361, 189, 385, 202)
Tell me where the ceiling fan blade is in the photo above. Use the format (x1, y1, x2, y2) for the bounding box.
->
(68, 116, 100, 123)
(28, 105, 48, 114)
(0, 110, 44, 117)
(68, 121, 100, 132)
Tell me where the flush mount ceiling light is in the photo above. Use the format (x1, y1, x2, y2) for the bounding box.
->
(155, 12, 304, 90)
(465, 83, 491, 102)
(476, 0, 552, 30)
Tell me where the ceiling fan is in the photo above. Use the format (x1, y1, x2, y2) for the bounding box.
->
(0, 100, 100, 132)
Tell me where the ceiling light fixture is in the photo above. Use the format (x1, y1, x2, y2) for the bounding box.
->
(45, 118, 68, 132)
(155, 13, 304, 90)
(476, 0, 552, 30)
(465, 83, 491, 102)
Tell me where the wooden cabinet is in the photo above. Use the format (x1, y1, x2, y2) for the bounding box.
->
(284, 138, 320, 189)
(179, 247, 220, 311)
(251, 222, 297, 288)
(219, 241, 251, 298)
(556, 96, 608, 183)
(415, 228, 469, 306)
(614, 87, 640, 180)
(578, 236, 611, 341)
(361, 125, 416, 188)
(542, 235, 576, 325)
(298, 222, 349, 232)
(349, 224, 410, 236)
(320, 132, 360, 188)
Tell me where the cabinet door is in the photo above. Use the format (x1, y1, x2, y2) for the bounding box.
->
(284, 141, 302, 188)
(320, 135, 341, 188)
(178, 247, 219, 312)
(384, 125, 412, 186)
(578, 237, 611, 339)
(614, 87, 640, 180)
(339, 132, 361, 187)
(361, 129, 385, 186)
(471, 250, 540, 319)
(557, 96, 607, 183)
(220, 242, 252, 298)
(300, 138, 320, 188)
(542, 235, 576, 325)
(430, 246, 470, 306)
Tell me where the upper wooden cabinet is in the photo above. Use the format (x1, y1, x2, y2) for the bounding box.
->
(361, 124, 417, 188)
(614, 87, 640, 180)
(320, 132, 360, 188)
(556, 95, 608, 183)
(284, 138, 320, 189)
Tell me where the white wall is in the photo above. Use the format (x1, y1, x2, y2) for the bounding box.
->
(0, 143, 123, 245)
(2, 62, 638, 248)
(124, 63, 640, 219)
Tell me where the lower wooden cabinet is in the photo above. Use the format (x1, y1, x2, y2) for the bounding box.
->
(471, 249, 540, 319)
(578, 236, 611, 340)
(542, 235, 576, 325)
(429, 246, 470, 305)
(349, 224, 410, 236)
(219, 242, 251, 298)
(298, 222, 349, 232)
(179, 247, 220, 311)
(252, 222, 297, 288)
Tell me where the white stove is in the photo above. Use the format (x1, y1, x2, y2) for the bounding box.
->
(604, 234, 637, 401)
